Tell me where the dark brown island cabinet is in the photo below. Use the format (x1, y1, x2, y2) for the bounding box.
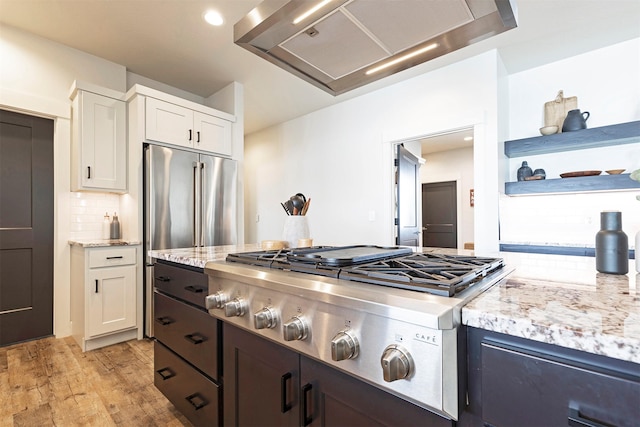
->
(152, 261, 222, 426)
(223, 322, 450, 427)
(461, 327, 640, 427)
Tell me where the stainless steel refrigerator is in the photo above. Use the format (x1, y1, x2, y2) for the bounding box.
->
(144, 144, 237, 336)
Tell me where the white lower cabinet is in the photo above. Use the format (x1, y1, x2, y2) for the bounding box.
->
(71, 245, 139, 351)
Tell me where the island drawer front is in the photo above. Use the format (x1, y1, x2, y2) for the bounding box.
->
(154, 291, 219, 380)
(154, 261, 208, 308)
(481, 341, 640, 427)
(154, 341, 220, 427)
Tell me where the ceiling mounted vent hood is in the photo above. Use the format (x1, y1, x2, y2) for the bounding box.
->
(234, 0, 517, 95)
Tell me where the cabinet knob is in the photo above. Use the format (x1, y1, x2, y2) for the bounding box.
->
(331, 329, 359, 361)
(380, 344, 413, 382)
(283, 316, 309, 341)
(254, 306, 278, 329)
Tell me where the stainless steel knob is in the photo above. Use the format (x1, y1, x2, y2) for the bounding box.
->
(254, 306, 277, 329)
(205, 291, 228, 310)
(223, 297, 247, 317)
(380, 345, 413, 382)
(282, 316, 309, 341)
(331, 330, 359, 361)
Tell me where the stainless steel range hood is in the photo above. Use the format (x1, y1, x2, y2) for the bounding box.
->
(234, 0, 517, 95)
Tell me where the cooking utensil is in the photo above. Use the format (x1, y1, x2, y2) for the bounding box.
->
(290, 194, 305, 214)
(301, 197, 311, 215)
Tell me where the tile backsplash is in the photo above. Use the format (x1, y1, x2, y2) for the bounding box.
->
(69, 192, 120, 240)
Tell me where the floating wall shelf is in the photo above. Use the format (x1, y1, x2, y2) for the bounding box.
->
(504, 120, 640, 158)
(504, 121, 640, 195)
(505, 173, 640, 195)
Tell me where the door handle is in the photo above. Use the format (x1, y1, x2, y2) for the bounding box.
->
(155, 276, 171, 282)
(184, 285, 204, 293)
(155, 316, 174, 326)
(568, 407, 609, 427)
(184, 333, 207, 345)
(185, 393, 208, 410)
(302, 383, 313, 426)
(156, 367, 175, 380)
(95, 279, 99, 293)
(87, 166, 91, 179)
(281, 372, 292, 413)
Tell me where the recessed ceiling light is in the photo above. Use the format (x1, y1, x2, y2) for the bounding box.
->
(204, 10, 224, 26)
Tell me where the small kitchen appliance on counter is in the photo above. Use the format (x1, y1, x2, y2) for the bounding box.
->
(205, 245, 510, 421)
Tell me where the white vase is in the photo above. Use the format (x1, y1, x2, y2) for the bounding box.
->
(636, 230, 640, 273)
(282, 216, 310, 249)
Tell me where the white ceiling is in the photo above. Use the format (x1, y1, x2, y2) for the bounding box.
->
(1, 0, 639, 135)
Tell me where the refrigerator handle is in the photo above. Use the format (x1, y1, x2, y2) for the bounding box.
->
(200, 161, 206, 247)
(193, 161, 201, 247)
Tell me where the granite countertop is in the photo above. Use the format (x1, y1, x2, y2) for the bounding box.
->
(148, 244, 261, 268)
(69, 239, 141, 247)
(463, 251, 639, 364)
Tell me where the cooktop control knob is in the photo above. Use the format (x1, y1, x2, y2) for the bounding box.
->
(380, 344, 414, 382)
(254, 306, 277, 329)
(283, 316, 309, 341)
(223, 297, 247, 317)
(331, 330, 359, 361)
(205, 291, 228, 310)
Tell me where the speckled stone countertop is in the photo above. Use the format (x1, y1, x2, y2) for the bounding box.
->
(463, 252, 639, 364)
(146, 245, 639, 364)
(148, 244, 261, 268)
(69, 239, 141, 247)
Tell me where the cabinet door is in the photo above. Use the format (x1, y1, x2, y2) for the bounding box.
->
(78, 91, 126, 191)
(301, 356, 452, 427)
(481, 340, 640, 427)
(223, 323, 300, 427)
(145, 97, 194, 148)
(87, 265, 136, 337)
(193, 111, 232, 156)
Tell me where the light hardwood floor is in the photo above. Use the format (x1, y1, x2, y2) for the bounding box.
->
(0, 336, 192, 426)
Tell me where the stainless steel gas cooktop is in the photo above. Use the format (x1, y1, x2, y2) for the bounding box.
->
(225, 245, 504, 297)
(205, 245, 511, 420)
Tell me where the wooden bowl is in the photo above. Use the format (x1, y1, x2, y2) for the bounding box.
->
(261, 240, 288, 250)
(605, 169, 625, 175)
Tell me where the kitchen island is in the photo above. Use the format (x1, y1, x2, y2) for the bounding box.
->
(148, 245, 639, 426)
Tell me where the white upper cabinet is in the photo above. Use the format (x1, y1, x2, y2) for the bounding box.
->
(70, 82, 127, 193)
(144, 96, 233, 156)
(145, 97, 193, 148)
(193, 111, 232, 155)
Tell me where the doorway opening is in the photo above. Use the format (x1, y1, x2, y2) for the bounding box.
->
(393, 127, 474, 249)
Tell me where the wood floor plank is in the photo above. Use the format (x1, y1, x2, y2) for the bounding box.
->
(0, 337, 192, 426)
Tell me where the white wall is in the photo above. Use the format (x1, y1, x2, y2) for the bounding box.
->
(421, 146, 475, 248)
(1, 24, 127, 339)
(244, 51, 502, 252)
(503, 38, 640, 247)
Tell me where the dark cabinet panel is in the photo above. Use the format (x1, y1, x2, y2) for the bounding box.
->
(154, 291, 220, 380)
(154, 261, 208, 308)
(154, 341, 220, 426)
(223, 323, 300, 427)
(464, 327, 640, 427)
(301, 356, 452, 427)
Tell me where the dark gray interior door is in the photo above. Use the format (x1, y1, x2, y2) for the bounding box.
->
(422, 181, 457, 248)
(396, 144, 421, 246)
(0, 109, 54, 346)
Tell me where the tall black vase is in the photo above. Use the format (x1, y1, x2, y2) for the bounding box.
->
(595, 211, 628, 274)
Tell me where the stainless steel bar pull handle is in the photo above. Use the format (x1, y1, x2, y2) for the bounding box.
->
(193, 162, 200, 247)
(199, 162, 205, 247)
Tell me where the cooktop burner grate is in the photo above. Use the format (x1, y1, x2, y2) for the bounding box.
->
(226, 247, 504, 297)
